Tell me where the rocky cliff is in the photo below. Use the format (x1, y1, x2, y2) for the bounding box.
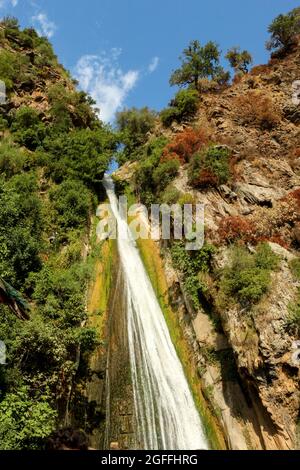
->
(115, 38, 300, 450)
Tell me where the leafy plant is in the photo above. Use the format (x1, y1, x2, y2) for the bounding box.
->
(189, 145, 231, 188)
(170, 40, 223, 89)
(161, 89, 199, 127)
(226, 47, 253, 73)
(266, 8, 300, 52)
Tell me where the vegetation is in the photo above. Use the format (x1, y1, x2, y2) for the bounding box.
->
(169, 40, 226, 90)
(0, 19, 116, 449)
(160, 89, 199, 127)
(171, 242, 215, 310)
(266, 7, 300, 52)
(116, 107, 156, 162)
(189, 145, 231, 188)
(219, 244, 279, 307)
(225, 47, 253, 74)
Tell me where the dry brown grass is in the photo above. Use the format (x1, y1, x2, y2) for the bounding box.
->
(234, 90, 281, 130)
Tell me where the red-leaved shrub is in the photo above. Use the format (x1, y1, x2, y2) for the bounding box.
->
(161, 128, 207, 164)
(218, 216, 254, 244)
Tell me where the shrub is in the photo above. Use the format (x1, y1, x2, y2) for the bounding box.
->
(218, 216, 254, 244)
(0, 386, 57, 450)
(50, 180, 92, 230)
(0, 140, 28, 177)
(161, 88, 199, 127)
(287, 257, 300, 334)
(234, 91, 280, 130)
(152, 160, 180, 191)
(220, 243, 279, 307)
(162, 127, 205, 163)
(0, 49, 28, 91)
(161, 185, 181, 204)
(11, 107, 47, 150)
(171, 242, 215, 309)
(189, 145, 231, 188)
(266, 8, 300, 52)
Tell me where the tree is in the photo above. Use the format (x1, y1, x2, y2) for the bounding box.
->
(225, 47, 253, 73)
(266, 8, 300, 52)
(0, 387, 57, 450)
(169, 40, 222, 89)
(116, 107, 156, 161)
(160, 88, 199, 127)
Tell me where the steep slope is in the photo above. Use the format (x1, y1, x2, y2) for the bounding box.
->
(115, 39, 300, 449)
(0, 19, 116, 449)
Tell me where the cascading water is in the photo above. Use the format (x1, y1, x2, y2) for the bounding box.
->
(103, 175, 208, 450)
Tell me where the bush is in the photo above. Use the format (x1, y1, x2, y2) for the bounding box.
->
(0, 386, 57, 450)
(267, 8, 300, 52)
(161, 89, 199, 127)
(218, 216, 254, 244)
(11, 107, 47, 150)
(152, 160, 180, 191)
(171, 242, 215, 309)
(162, 127, 205, 163)
(0, 140, 28, 177)
(44, 127, 117, 185)
(220, 243, 279, 307)
(234, 91, 280, 130)
(0, 49, 28, 91)
(189, 145, 231, 188)
(50, 180, 92, 230)
(161, 185, 181, 204)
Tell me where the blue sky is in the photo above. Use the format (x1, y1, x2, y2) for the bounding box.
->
(1, 0, 300, 122)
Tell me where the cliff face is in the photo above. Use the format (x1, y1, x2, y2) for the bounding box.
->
(116, 40, 300, 449)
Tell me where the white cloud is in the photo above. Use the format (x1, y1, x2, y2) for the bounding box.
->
(148, 56, 159, 73)
(0, 0, 18, 8)
(75, 51, 139, 123)
(32, 12, 56, 38)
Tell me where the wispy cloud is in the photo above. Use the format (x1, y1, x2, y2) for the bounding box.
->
(75, 50, 139, 123)
(32, 12, 56, 38)
(0, 0, 18, 9)
(148, 56, 159, 73)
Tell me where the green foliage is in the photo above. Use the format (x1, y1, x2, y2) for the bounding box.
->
(171, 242, 215, 309)
(161, 185, 181, 204)
(266, 8, 300, 52)
(0, 49, 28, 91)
(161, 88, 199, 127)
(116, 107, 156, 162)
(170, 40, 223, 89)
(290, 258, 300, 280)
(50, 180, 92, 230)
(0, 386, 57, 450)
(47, 84, 98, 132)
(0, 175, 42, 287)
(225, 47, 253, 73)
(220, 243, 279, 307)
(44, 127, 117, 185)
(189, 145, 231, 188)
(152, 159, 180, 191)
(11, 107, 47, 150)
(135, 136, 169, 200)
(0, 139, 29, 177)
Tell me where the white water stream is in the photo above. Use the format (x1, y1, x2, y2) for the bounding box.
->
(104, 175, 208, 450)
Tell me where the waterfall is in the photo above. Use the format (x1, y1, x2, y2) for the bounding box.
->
(103, 175, 208, 450)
